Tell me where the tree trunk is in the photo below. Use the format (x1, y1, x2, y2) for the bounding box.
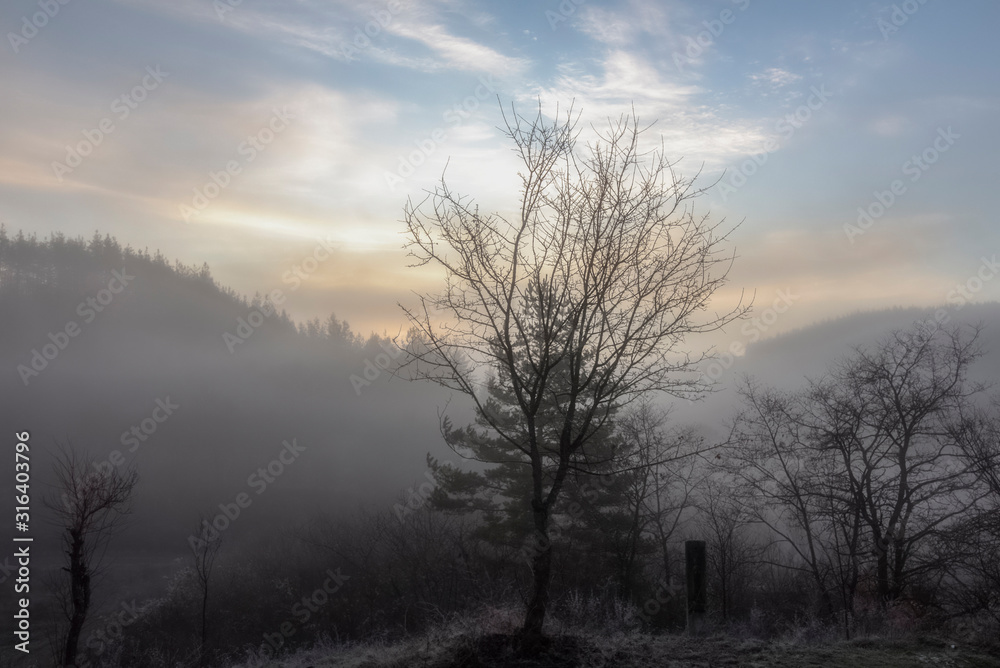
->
(891, 539, 906, 602)
(685, 541, 707, 635)
(720, 562, 729, 621)
(63, 530, 90, 667)
(661, 540, 671, 590)
(875, 537, 891, 605)
(521, 505, 551, 653)
(620, 488, 644, 601)
(200, 585, 209, 666)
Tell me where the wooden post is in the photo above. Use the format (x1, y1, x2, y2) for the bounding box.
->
(685, 540, 706, 635)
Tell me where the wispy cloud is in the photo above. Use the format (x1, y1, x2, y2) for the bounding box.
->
(111, 0, 527, 75)
(384, 20, 528, 75)
(575, 0, 680, 49)
(529, 50, 769, 168)
(749, 67, 803, 89)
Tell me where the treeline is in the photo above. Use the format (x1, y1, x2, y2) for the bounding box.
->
(0, 227, 217, 299)
(0, 227, 364, 344)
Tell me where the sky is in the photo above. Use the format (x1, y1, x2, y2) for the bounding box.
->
(2, 0, 998, 339)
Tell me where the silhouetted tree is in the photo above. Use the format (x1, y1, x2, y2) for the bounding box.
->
(728, 323, 990, 635)
(700, 479, 761, 622)
(400, 101, 747, 649)
(191, 515, 223, 666)
(47, 443, 138, 667)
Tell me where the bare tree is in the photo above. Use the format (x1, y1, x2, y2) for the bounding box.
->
(616, 402, 703, 601)
(806, 323, 987, 606)
(399, 101, 747, 648)
(191, 516, 223, 665)
(728, 323, 990, 635)
(46, 443, 138, 667)
(938, 397, 1000, 622)
(699, 479, 762, 622)
(726, 380, 839, 618)
(952, 400, 1000, 498)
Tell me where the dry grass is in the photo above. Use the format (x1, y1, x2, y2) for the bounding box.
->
(228, 604, 1000, 668)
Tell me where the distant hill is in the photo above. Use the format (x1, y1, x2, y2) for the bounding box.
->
(675, 302, 1000, 440)
(0, 229, 457, 559)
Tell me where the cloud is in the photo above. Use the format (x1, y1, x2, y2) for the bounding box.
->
(726, 213, 971, 305)
(575, 7, 640, 47)
(109, 0, 528, 75)
(749, 67, 803, 89)
(575, 0, 679, 49)
(534, 0, 777, 168)
(692, 214, 986, 344)
(528, 50, 769, 168)
(384, 20, 529, 75)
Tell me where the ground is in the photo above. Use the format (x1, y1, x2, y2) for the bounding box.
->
(240, 632, 1000, 668)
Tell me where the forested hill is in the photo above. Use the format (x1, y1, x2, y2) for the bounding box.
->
(3, 228, 999, 556)
(683, 301, 1000, 441)
(0, 229, 455, 554)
